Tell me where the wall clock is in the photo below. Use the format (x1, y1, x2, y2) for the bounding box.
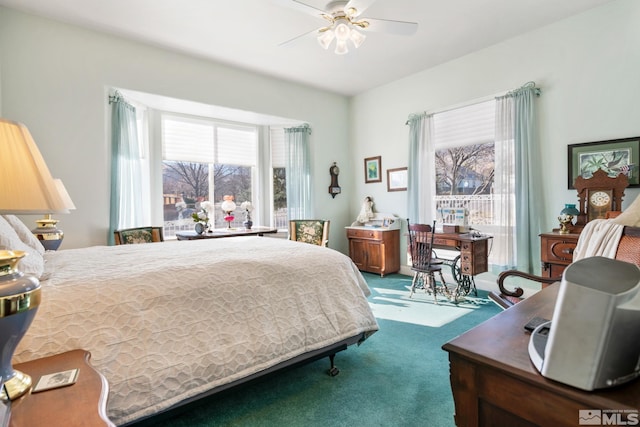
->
(328, 162, 341, 198)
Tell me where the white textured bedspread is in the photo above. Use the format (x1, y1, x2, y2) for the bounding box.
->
(14, 237, 378, 425)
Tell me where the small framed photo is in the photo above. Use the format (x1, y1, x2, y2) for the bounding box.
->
(568, 137, 640, 188)
(33, 368, 79, 393)
(382, 217, 395, 228)
(364, 156, 382, 183)
(387, 167, 408, 192)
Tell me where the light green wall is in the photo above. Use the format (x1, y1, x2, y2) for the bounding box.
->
(0, 7, 352, 251)
(350, 0, 640, 267)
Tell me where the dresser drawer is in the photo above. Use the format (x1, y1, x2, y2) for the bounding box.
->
(433, 237, 459, 248)
(540, 233, 579, 265)
(346, 228, 382, 240)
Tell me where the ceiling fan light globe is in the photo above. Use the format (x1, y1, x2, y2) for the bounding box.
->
(335, 40, 348, 55)
(350, 28, 366, 48)
(334, 22, 351, 41)
(317, 29, 335, 49)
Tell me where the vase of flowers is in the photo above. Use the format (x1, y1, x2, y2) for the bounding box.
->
(192, 200, 213, 234)
(241, 201, 253, 229)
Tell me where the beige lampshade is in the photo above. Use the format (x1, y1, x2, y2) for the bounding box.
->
(0, 118, 69, 214)
(53, 179, 76, 211)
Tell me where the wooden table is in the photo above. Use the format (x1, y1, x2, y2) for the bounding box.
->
(176, 226, 278, 240)
(9, 349, 114, 427)
(442, 284, 640, 426)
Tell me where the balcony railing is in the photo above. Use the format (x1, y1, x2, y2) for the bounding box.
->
(435, 194, 495, 226)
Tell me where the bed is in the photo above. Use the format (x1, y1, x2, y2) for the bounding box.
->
(1, 216, 378, 426)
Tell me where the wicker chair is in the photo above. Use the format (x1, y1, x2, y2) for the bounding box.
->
(489, 226, 640, 309)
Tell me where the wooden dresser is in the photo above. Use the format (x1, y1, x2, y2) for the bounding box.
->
(443, 284, 640, 427)
(346, 227, 400, 277)
(539, 231, 580, 278)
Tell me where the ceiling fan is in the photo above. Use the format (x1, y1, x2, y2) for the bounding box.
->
(276, 0, 418, 55)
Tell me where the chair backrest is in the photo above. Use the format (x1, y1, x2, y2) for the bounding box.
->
(114, 226, 164, 245)
(288, 220, 330, 247)
(406, 219, 436, 271)
(614, 226, 640, 266)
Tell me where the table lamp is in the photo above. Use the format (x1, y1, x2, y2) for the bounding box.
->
(32, 179, 76, 250)
(221, 195, 236, 229)
(0, 118, 72, 400)
(558, 204, 580, 234)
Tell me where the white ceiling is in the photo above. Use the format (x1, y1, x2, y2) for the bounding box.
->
(0, 0, 616, 96)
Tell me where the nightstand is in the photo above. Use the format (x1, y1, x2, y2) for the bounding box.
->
(9, 349, 114, 427)
(540, 231, 580, 278)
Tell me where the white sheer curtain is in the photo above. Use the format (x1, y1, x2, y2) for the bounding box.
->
(494, 82, 543, 273)
(407, 113, 435, 224)
(109, 91, 145, 245)
(284, 123, 312, 220)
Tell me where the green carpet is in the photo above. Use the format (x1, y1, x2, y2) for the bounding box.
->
(132, 273, 501, 427)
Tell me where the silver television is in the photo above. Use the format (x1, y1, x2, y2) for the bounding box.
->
(529, 256, 640, 390)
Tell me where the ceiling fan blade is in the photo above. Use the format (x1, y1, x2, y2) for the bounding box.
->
(345, 0, 378, 17)
(278, 27, 320, 47)
(361, 17, 418, 35)
(273, 0, 330, 19)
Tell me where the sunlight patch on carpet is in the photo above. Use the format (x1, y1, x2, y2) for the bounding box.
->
(368, 285, 493, 327)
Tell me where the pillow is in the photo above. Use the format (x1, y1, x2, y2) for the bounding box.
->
(2, 215, 46, 255)
(0, 215, 45, 278)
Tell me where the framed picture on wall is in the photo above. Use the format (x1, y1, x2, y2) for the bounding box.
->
(364, 156, 382, 183)
(387, 167, 408, 191)
(568, 137, 640, 188)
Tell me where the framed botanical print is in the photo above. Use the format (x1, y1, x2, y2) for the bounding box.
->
(364, 156, 382, 183)
(568, 137, 640, 188)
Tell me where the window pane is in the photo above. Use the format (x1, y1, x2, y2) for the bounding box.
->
(212, 164, 252, 228)
(435, 143, 495, 196)
(162, 160, 210, 237)
(273, 166, 287, 229)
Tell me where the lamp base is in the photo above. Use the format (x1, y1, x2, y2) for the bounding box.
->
(2, 370, 32, 401)
(32, 215, 64, 251)
(0, 251, 41, 401)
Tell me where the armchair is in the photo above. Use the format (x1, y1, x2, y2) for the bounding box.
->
(288, 220, 330, 247)
(114, 226, 164, 245)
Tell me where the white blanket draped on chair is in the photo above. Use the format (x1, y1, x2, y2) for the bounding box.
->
(573, 219, 624, 261)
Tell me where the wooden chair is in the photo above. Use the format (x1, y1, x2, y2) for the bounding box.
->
(407, 219, 447, 303)
(489, 225, 640, 309)
(114, 226, 164, 245)
(288, 220, 330, 247)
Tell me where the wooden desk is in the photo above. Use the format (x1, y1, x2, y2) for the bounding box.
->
(176, 227, 278, 240)
(442, 284, 640, 426)
(430, 232, 491, 276)
(425, 232, 492, 297)
(9, 349, 114, 427)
